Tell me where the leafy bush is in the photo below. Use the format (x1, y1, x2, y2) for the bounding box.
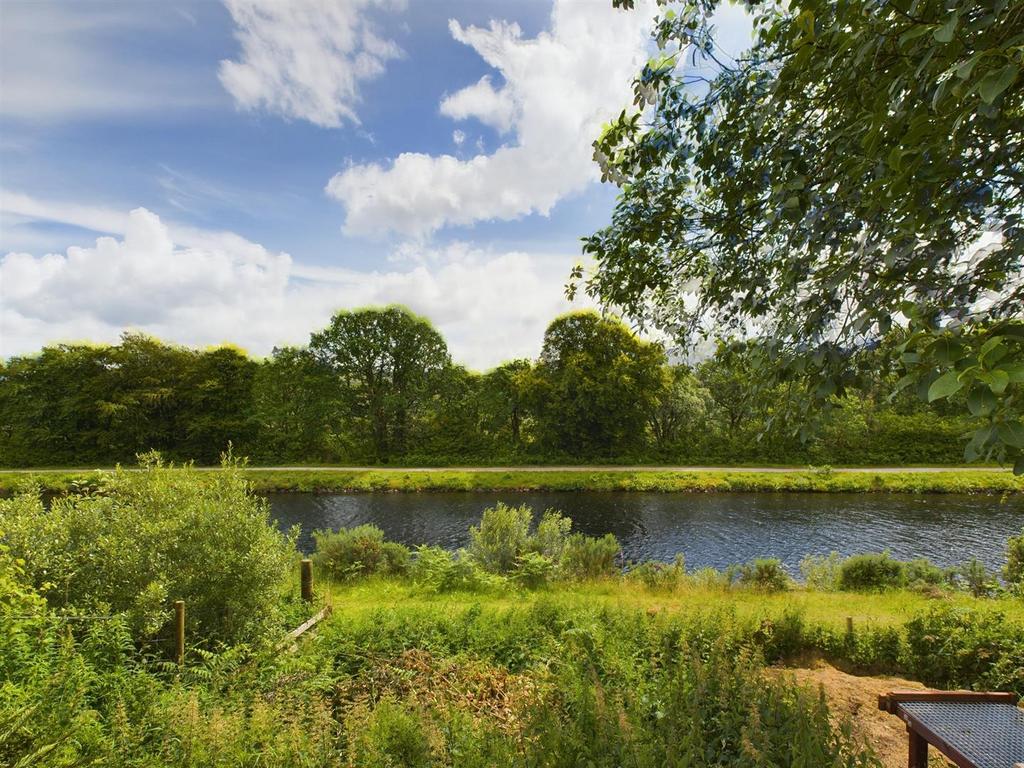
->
(628, 555, 686, 591)
(349, 699, 434, 768)
(737, 558, 791, 592)
(689, 566, 731, 591)
(1005, 529, 1024, 589)
(410, 546, 502, 593)
(313, 524, 410, 580)
(0, 457, 295, 647)
(530, 509, 573, 559)
(559, 533, 620, 579)
(800, 552, 842, 590)
(838, 552, 905, 591)
(904, 558, 949, 590)
(904, 606, 1024, 694)
(514, 552, 555, 589)
(959, 558, 996, 597)
(468, 503, 533, 573)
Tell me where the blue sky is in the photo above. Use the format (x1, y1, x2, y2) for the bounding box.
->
(0, 0, 752, 369)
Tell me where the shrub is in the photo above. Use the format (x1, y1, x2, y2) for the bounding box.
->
(514, 552, 555, 589)
(904, 558, 949, 590)
(349, 699, 433, 768)
(560, 533, 620, 579)
(0, 457, 295, 647)
(313, 525, 409, 580)
(800, 552, 842, 590)
(959, 558, 995, 597)
(410, 546, 502, 593)
(530, 509, 573, 559)
(689, 566, 731, 590)
(628, 555, 686, 591)
(468, 502, 533, 573)
(838, 552, 905, 591)
(904, 606, 1024, 694)
(1005, 529, 1024, 589)
(737, 558, 791, 592)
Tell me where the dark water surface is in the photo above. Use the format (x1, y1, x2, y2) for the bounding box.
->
(268, 491, 1024, 573)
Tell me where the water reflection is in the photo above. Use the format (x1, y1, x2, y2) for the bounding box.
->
(267, 491, 1024, 573)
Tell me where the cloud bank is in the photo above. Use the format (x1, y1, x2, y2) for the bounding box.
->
(326, 0, 656, 237)
(219, 0, 405, 127)
(1, 206, 588, 369)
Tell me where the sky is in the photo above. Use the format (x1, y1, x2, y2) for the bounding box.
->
(0, 0, 753, 370)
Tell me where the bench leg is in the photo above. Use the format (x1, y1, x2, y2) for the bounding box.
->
(908, 730, 927, 768)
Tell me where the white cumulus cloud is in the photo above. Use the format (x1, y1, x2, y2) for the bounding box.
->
(0, 205, 589, 369)
(326, 0, 656, 237)
(218, 0, 405, 128)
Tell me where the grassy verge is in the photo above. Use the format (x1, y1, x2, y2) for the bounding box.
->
(2, 466, 1022, 495)
(319, 575, 1024, 630)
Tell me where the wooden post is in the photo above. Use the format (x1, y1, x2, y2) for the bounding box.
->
(174, 600, 185, 665)
(301, 559, 313, 603)
(846, 616, 854, 638)
(907, 729, 927, 768)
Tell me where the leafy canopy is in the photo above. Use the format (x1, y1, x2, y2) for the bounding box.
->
(309, 306, 451, 461)
(584, 0, 1024, 469)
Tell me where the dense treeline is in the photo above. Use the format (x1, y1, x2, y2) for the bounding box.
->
(0, 306, 971, 467)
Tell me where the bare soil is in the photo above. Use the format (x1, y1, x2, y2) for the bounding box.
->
(775, 663, 956, 767)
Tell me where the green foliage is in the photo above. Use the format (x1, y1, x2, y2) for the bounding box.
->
(0, 307, 988, 469)
(467, 502, 533, 574)
(410, 546, 502, 594)
(627, 555, 687, 591)
(530, 509, 573, 559)
(737, 558, 791, 592)
(586, 0, 1024, 470)
(313, 524, 410, 580)
(308, 306, 451, 462)
(559, 532, 621, 579)
(0, 457, 296, 648)
(838, 553, 907, 592)
(350, 699, 434, 768)
(800, 552, 842, 591)
(513, 552, 555, 589)
(1006, 529, 1024, 589)
(904, 606, 1024, 692)
(529, 311, 668, 456)
(960, 558, 996, 598)
(0, 333, 258, 466)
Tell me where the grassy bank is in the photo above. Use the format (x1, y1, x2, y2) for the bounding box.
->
(2, 466, 1022, 495)
(321, 574, 1024, 629)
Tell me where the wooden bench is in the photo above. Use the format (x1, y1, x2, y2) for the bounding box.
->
(879, 690, 1024, 768)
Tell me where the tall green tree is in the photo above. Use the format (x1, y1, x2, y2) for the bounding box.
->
(648, 365, 709, 452)
(531, 311, 667, 456)
(480, 359, 534, 449)
(308, 306, 451, 462)
(584, 0, 1024, 470)
(252, 346, 343, 462)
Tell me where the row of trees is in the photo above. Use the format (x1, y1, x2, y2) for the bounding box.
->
(0, 306, 969, 467)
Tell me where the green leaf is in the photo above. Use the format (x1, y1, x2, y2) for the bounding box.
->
(967, 386, 996, 417)
(1014, 456, 1024, 476)
(979, 335, 1003, 359)
(933, 13, 958, 43)
(955, 53, 983, 80)
(987, 369, 1010, 394)
(927, 370, 962, 402)
(997, 421, 1024, 448)
(1001, 361, 1024, 383)
(978, 64, 1019, 104)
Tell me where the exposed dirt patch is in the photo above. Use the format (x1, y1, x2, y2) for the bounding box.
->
(335, 649, 543, 732)
(772, 663, 955, 767)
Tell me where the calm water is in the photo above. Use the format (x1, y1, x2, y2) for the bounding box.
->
(268, 491, 1024, 573)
